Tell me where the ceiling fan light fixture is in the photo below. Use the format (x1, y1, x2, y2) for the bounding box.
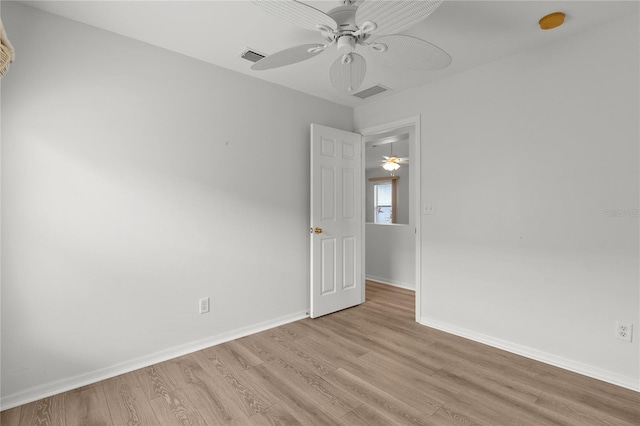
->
(329, 52, 366, 93)
(382, 160, 400, 171)
(337, 35, 356, 53)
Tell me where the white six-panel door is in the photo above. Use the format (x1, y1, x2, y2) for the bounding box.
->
(310, 124, 363, 318)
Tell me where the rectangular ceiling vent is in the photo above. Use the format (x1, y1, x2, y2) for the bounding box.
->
(352, 84, 390, 100)
(240, 48, 266, 63)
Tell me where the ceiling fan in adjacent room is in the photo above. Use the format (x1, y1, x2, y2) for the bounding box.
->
(380, 155, 408, 172)
(250, 0, 452, 94)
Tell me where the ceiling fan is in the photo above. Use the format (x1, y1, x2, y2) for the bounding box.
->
(380, 155, 408, 171)
(250, 0, 452, 94)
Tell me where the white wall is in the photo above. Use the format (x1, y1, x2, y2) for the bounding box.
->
(1, 2, 353, 407)
(355, 14, 640, 389)
(365, 223, 415, 290)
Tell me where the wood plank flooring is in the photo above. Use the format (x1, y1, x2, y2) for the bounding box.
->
(3, 280, 639, 425)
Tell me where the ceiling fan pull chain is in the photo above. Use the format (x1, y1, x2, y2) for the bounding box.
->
(342, 53, 353, 65)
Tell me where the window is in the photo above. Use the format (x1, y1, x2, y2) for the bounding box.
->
(374, 183, 392, 223)
(369, 176, 398, 224)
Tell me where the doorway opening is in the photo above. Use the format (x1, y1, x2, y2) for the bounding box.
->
(359, 116, 421, 321)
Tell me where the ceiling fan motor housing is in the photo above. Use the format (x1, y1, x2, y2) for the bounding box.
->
(327, 5, 370, 43)
(328, 5, 358, 32)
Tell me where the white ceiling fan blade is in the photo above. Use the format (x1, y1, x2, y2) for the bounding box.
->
(369, 35, 451, 71)
(355, 0, 443, 36)
(251, 44, 326, 70)
(380, 156, 407, 162)
(252, 0, 337, 32)
(329, 53, 366, 94)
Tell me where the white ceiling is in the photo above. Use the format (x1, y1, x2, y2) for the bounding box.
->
(19, 0, 638, 107)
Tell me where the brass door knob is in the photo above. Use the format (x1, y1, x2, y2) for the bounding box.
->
(314, 227, 323, 234)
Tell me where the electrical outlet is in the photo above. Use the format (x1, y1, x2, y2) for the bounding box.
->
(616, 321, 633, 342)
(199, 297, 210, 314)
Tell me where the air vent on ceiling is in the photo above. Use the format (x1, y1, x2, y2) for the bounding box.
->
(352, 84, 390, 100)
(240, 48, 266, 63)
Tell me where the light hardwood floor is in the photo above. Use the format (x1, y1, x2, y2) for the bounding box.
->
(2, 280, 639, 425)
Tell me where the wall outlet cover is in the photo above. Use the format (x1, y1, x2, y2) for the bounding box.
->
(199, 297, 210, 314)
(616, 321, 633, 342)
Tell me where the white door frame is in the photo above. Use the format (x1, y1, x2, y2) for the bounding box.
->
(357, 115, 422, 322)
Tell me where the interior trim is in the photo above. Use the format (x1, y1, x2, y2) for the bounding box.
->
(420, 316, 640, 392)
(0, 310, 309, 411)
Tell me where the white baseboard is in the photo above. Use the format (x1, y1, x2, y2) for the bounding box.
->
(365, 275, 415, 291)
(420, 317, 640, 393)
(1, 310, 309, 411)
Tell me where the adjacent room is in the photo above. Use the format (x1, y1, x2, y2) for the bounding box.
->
(1, 0, 639, 424)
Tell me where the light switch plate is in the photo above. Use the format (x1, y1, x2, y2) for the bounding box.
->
(423, 203, 436, 215)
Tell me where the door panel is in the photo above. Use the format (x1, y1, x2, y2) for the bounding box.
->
(310, 124, 363, 318)
(342, 169, 355, 219)
(342, 236, 356, 289)
(321, 166, 336, 220)
(321, 238, 336, 295)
